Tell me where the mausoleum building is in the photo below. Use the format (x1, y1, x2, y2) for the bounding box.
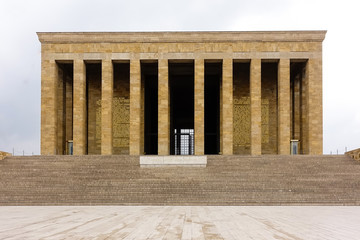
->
(37, 31, 326, 156)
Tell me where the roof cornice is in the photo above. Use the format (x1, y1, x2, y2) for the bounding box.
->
(37, 31, 327, 44)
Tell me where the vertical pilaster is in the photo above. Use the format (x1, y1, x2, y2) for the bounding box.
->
(221, 59, 233, 155)
(73, 59, 87, 155)
(158, 59, 170, 155)
(306, 58, 323, 155)
(101, 60, 113, 155)
(194, 59, 204, 155)
(278, 59, 291, 154)
(129, 59, 141, 155)
(250, 59, 262, 155)
(41, 59, 58, 155)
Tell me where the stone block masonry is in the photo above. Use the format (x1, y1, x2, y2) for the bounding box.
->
(38, 31, 326, 156)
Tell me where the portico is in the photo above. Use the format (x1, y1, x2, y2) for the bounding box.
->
(38, 31, 325, 155)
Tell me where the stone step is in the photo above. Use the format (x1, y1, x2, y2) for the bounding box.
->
(1, 155, 360, 205)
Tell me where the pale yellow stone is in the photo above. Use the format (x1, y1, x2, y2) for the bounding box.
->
(38, 31, 326, 156)
(222, 59, 233, 155)
(158, 59, 169, 155)
(101, 60, 113, 155)
(41, 59, 57, 155)
(250, 59, 261, 155)
(194, 59, 204, 155)
(278, 59, 291, 154)
(73, 60, 87, 155)
(129, 60, 141, 155)
(306, 58, 323, 155)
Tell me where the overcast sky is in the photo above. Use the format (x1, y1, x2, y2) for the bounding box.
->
(0, 0, 359, 155)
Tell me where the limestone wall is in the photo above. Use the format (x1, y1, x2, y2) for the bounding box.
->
(113, 63, 130, 154)
(87, 64, 102, 155)
(38, 31, 325, 155)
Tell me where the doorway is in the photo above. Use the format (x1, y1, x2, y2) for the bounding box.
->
(169, 61, 194, 155)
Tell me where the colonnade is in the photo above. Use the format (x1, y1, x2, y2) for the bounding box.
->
(41, 58, 322, 155)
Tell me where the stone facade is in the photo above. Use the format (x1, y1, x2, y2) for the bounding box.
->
(38, 31, 326, 155)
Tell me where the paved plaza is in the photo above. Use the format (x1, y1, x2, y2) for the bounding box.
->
(0, 206, 359, 239)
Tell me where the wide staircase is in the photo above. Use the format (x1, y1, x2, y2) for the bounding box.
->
(1, 155, 360, 205)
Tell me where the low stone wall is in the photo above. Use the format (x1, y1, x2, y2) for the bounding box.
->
(140, 156, 207, 167)
(0, 151, 12, 160)
(346, 148, 360, 161)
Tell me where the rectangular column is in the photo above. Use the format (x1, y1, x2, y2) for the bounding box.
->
(194, 59, 204, 155)
(250, 59, 262, 155)
(41, 59, 58, 155)
(278, 59, 291, 154)
(158, 59, 170, 155)
(306, 58, 323, 155)
(101, 60, 113, 155)
(221, 59, 233, 155)
(73, 59, 87, 155)
(129, 59, 141, 155)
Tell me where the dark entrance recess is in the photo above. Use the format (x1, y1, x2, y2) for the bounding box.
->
(142, 62, 158, 155)
(205, 62, 221, 154)
(169, 61, 194, 155)
(56, 62, 74, 155)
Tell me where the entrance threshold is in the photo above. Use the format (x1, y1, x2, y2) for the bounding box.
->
(140, 156, 207, 167)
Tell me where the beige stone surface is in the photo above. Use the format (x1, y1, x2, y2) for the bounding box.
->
(41, 59, 57, 155)
(1, 206, 359, 239)
(221, 59, 233, 155)
(158, 59, 169, 155)
(73, 60, 87, 155)
(307, 58, 323, 155)
(140, 156, 207, 166)
(278, 59, 291, 154)
(129, 60, 141, 155)
(101, 60, 113, 155)
(37, 31, 327, 43)
(250, 59, 261, 155)
(112, 63, 130, 154)
(194, 59, 204, 155)
(38, 31, 326, 156)
(86, 64, 102, 154)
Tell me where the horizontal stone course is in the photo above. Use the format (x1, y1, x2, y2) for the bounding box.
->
(39, 31, 325, 156)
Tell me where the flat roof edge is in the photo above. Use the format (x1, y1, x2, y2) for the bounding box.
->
(37, 31, 327, 43)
